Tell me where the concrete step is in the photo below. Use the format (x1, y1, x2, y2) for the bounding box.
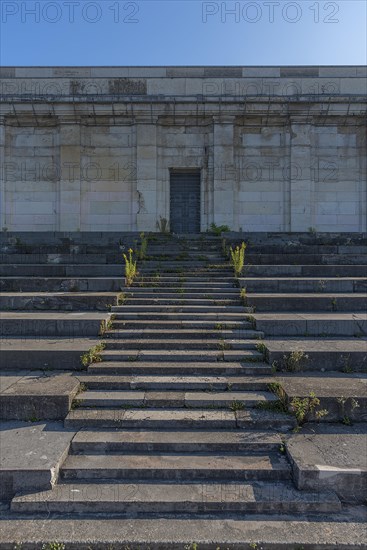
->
(239, 277, 367, 293)
(0, 312, 107, 337)
(111, 305, 246, 314)
(265, 337, 367, 372)
(252, 313, 367, 337)
(132, 281, 236, 288)
(76, 389, 275, 408)
(59, 453, 291, 482)
(70, 429, 282, 453)
(97, 349, 263, 362)
(4, 508, 365, 548)
(79, 374, 271, 391)
(98, 350, 262, 363)
(0, 292, 116, 312)
(241, 265, 367, 278)
(110, 320, 251, 329)
(244, 294, 367, 312)
(64, 407, 295, 430)
(125, 286, 239, 294)
(100, 338, 258, 350)
(245, 254, 367, 265)
(0, 337, 99, 371)
(0, 277, 124, 292)
(112, 312, 248, 320)
(118, 297, 241, 305)
(135, 276, 234, 282)
(88, 361, 272, 376)
(105, 329, 264, 340)
(0, 265, 126, 277)
(11, 481, 340, 515)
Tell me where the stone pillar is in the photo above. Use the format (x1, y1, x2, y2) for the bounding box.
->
(136, 119, 158, 231)
(213, 116, 236, 228)
(289, 119, 314, 231)
(0, 117, 5, 230)
(58, 118, 81, 231)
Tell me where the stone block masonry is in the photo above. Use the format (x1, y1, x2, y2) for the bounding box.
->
(0, 66, 366, 233)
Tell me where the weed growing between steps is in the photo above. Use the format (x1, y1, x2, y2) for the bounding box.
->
(230, 241, 247, 277)
(80, 343, 105, 367)
(290, 392, 329, 427)
(281, 350, 309, 372)
(123, 248, 138, 286)
(337, 396, 360, 425)
(99, 316, 115, 336)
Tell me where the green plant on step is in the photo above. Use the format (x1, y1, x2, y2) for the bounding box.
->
(99, 316, 114, 336)
(229, 241, 247, 277)
(341, 353, 353, 373)
(331, 297, 338, 311)
(257, 382, 289, 414)
(123, 248, 137, 287)
(210, 222, 230, 236)
(218, 339, 231, 350)
(42, 544, 66, 550)
(28, 415, 41, 423)
(138, 232, 148, 260)
(230, 400, 245, 411)
(256, 341, 267, 356)
(81, 343, 106, 367)
(156, 216, 170, 233)
(221, 237, 229, 258)
(290, 391, 328, 426)
(117, 292, 127, 306)
(282, 350, 309, 372)
(240, 287, 247, 302)
(337, 396, 360, 425)
(71, 398, 82, 410)
(271, 361, 278, 374)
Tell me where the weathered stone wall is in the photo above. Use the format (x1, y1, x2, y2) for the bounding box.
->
(0, 66, 366, 232)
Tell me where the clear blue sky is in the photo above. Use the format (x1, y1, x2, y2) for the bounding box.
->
(1, 0, 366, 65)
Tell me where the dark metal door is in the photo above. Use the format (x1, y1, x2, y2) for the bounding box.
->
(170, 172, 201, 234)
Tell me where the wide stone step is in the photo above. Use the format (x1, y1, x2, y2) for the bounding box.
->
(119, 297, 241, 306)
(0, 265, 125, 277)
(70, 429, 281, 453)
(239, 277, 367, 293)
(242, 265, 367, 278)
(0, 277, 124, 292)
(245, 253, 367, 265)
(244, 294, 367, 312)
(110, 320, 251, 329)
(88, 361, 272, 376)
(132, 281, 236, 288)
(101, 338, 258, 350)
(265, 337, 367, 372)
(0, 292, 116, 311)
(97, 349, 263, 362)
(252, 312, 367, 337)
(4, 509, 365, 547)
(111, 305, 246, 314)
(125, 286, 239, 294)
(64, 408, 295, 430)
(59, 452, 290, 482)
(0, 312, 107, 337)
(11, 481, 340, 515)
(105, 328, 264, 340)
(113, 312, 248, 320)
(79, 374, 271, 391)
(0, 336, 99, 371)
(135, 276, 234, 282)
(76, 389, 275, 408)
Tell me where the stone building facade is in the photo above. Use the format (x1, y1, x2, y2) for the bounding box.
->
(0, 66, 366, 233)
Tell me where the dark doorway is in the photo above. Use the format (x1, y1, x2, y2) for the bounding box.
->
(170, 171, 201, 234)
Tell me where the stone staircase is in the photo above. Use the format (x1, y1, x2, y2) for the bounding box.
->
(1, 232, 366, 548)
(10, 235, 343, 518)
